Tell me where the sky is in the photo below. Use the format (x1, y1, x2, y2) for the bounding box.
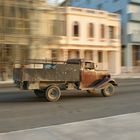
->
(48, 0, 65, 4)
(58, 0, 65, 3)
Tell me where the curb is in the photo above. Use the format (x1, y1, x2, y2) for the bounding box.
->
(112, 76, 140, 79)
(0, 80, 15, 88)
(112, 74, 140, 79)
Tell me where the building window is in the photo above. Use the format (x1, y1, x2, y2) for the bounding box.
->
(9, 7, 16, 17)
(88, 23, 94, 38)
(53, 20, 66, 36)
(73, 21, 79, 37)
(0, 6, 4, 16)
(109, 26, 116, 39)
(18, 8, 28, 19)
(98, 51, 103, 63)
(68, 50, 79, 58)
(6, 19, 15, 34)
(52, 49, 58, 60)
(0, 19, 4, 32)
(100, 24, 105, 39)
(121, 45, 125, 66)
(85, 50, 93, 60)
(133, 45, 140, 66)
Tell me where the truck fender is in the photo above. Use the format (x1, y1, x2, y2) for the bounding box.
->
(108, 79, 118, 87)
(97, 78, 118, 89)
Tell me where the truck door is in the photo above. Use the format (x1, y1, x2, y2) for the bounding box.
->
(80, 62, 97, 88)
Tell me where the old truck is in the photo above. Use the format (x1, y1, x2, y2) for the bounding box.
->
(13, 59, 118, 102)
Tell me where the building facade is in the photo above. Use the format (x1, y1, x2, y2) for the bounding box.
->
(65, 0, 140, 72)
(36, 7, 121, 74)
(0, 0, 48, 80)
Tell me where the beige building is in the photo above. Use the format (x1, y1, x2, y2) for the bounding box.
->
(34, 7, 121, 75)
(0, 1, 121, 79)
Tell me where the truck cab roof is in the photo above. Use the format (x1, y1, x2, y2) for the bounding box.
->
(67, 59, 94, 64)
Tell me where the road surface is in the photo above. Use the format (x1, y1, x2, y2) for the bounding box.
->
(0, 78, 140, 133)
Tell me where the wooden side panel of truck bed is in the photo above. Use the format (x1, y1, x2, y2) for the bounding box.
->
(13, 64, 80, 82)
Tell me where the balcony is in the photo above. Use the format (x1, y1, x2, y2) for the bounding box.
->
(128, 33, 140, 43)
(128, 13, 140, 22)
(129, 0, 140, 4)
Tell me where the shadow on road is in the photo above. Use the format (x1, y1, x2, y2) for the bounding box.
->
(0, 90, 105, 103)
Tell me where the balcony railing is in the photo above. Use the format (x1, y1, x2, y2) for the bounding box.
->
(128, 13, 140, 22)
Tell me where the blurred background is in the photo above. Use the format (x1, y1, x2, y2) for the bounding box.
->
(0, 0, 140, 81)
(0, 0, 63, 80)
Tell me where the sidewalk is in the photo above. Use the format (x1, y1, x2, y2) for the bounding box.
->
(0, 112, 140, 140)
(112, 73, 140, 79)
(0, 79, 13, 84)
(0, 80, 14, 88)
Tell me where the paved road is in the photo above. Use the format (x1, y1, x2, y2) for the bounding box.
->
(0, 78, 140, 133)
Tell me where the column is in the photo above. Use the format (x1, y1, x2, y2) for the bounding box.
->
(79, 50, 84, 59)
(108, 51, 121, 75)
(46, 49, 52, 60)
(126, 44, 133, 72)
(14, 45, 22, 68)
(114, 50, 121, 75)
(103, 51, 108, 70)
(63, 49, 68, 61)
(92, 50, 98, 63)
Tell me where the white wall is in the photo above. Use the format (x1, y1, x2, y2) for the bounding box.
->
(65, 7, 120, 47)
(128, 4, 140, 13)
(127, 22, 140, 34)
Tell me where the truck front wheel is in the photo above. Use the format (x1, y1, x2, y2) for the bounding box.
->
(45, 86, 61, 102)
(101, 83, 115, 97)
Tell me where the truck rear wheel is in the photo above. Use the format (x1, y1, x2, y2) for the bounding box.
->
(101, 83, 115, 97)
(34, 90, 45, 98)
(45, 86, 61, 102)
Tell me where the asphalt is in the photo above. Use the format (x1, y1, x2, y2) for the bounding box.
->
(0, 74, 139, 139)
(0, 112, 140, 140)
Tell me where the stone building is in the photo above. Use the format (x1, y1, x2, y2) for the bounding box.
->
(36, 7, 121, 75)
(64, 0, 140, 72)
(0, 1, 121, 78)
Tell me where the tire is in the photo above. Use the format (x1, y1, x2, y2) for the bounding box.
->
(45, 86, 61, 102)
(34, 90, 45, 98)
(101, 83, 115, 97)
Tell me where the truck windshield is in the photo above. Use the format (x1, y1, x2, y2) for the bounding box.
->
(85, 62, 94, 70)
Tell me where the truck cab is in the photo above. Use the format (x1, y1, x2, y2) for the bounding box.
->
(67, 59, 117, 96)
(67, 59, 112, 88)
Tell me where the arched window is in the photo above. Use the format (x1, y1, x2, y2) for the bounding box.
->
(73, 21, 79, 37)
(88, 23, 94, 38)
(100, 24, 105, 39)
